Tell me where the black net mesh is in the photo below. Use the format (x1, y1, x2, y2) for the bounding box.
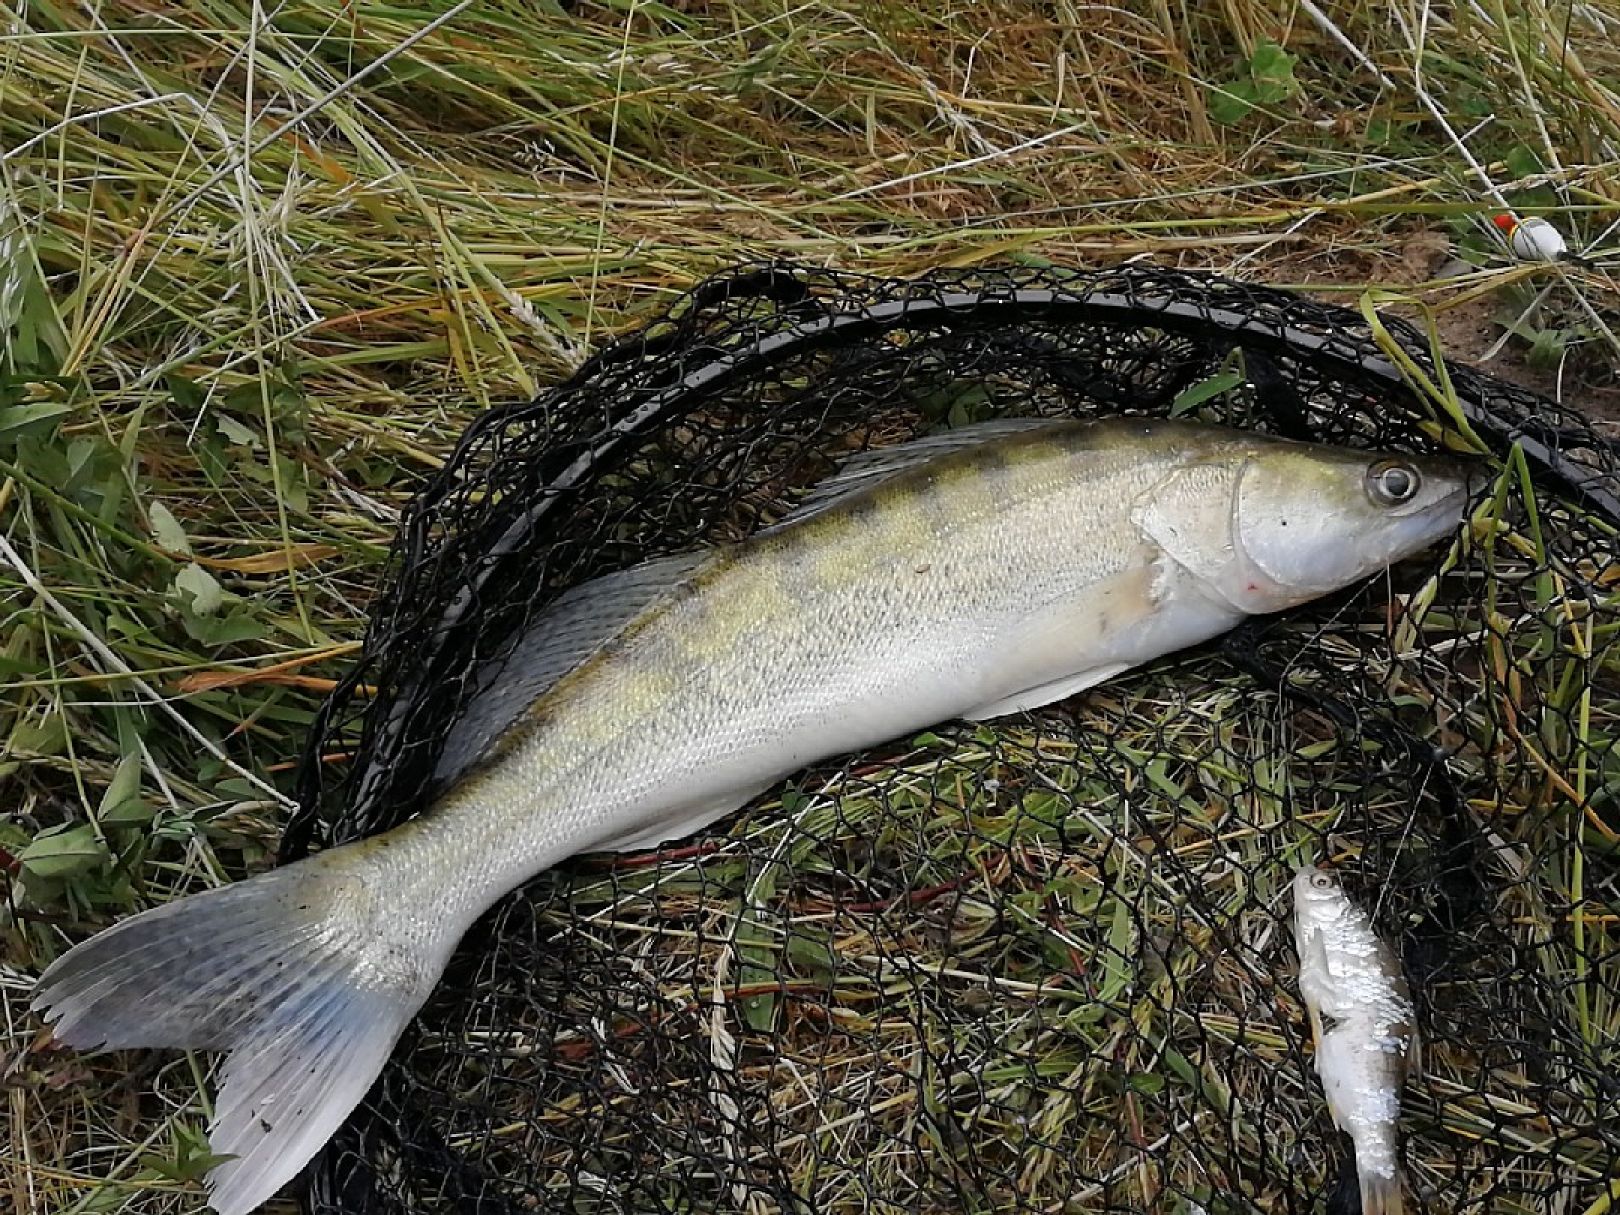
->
(285, 263, 1620, 1215)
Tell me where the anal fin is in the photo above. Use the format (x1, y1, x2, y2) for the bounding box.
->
(960, 663, 1130, 722)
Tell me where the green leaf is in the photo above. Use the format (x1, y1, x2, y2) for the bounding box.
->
(784, 924, 838, 976)
(174, 562, 224, 615)
(221, 381, 264, 417)
(0, 818, 31, 856)
(1249, 40, 1297, 102)
(196, 429, 231, 485)
(102, 797, 158, 827)
(9, 713, 68, 756)
(1208, 78, 1258, 126)
(167, 373, 205, 415)
(180, 605, 267, 646)
(140, 1121, 232, 1183)
(1209, 40, 1296, 125)
(216, 415, 259, 447)
(20, 823, 110, 879)
(278, 454, 310, 513)
(1505, 143, 1544, 180)
(238, 451, 310, 513)
(915, 381, 995, 427)
(99, 751, 150, 824)
(739, 864, 782, 1033)
(1171, 367, 1245, 416)
(1096, 890, 1135, 1004)
(100, 750, 143, 811)
(1171, 348, 1247, 417)
(1527, 326, 1569, 370)
(106, 614, 148, 639)
(0, 400, 70, 434)
(65, 436, 100, 483)
(1126, 1072, 1165, 1096)
(148, 501, 192, 555)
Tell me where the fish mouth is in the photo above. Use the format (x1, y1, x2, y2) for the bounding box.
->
(1446, 460, 1490, 529)
(1456, 456, 1493, 500)
(1445, 447, 1496, 492)
(1413, 454, 1489, 529)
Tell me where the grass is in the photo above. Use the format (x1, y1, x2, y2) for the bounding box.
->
(1, 1, 1619, 1212)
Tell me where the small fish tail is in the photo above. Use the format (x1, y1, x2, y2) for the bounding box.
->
(1360, 1169, 1405, 1215)
(31, 845, 437, 1215)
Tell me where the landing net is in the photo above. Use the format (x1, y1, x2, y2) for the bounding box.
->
(286, 264, 1620, 1215)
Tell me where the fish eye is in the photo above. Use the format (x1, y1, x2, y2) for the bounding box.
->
(1366, 459, 1421, 507)
(1309, 872, 1334, 890)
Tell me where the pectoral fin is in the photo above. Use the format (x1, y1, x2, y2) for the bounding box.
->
(1307, 1003, 1326, 1057)
(1297, 923, 1333, 1013)
(1129, 462, 1238, 584)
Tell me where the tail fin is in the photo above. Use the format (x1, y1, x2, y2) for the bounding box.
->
(32, 855, 432, 1215)
(1360, 1170, 1405, 1215)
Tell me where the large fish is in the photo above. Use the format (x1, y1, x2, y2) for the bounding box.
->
(33, 417, 1473, 1214)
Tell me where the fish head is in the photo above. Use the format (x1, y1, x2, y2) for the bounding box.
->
(1292, 862, 1342, 908)
(1292, 863, 1349, 944)
(1221, 442, 1479, 613)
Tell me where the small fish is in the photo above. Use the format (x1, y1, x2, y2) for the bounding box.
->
(1293, 863, 1419, 1215)
(34, 418, 1472, 1215)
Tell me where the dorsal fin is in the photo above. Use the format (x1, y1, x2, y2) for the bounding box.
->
(767, 417, 1066, 531)
(432, 551, 709, 786)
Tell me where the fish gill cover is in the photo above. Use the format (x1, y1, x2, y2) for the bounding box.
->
(285, 263, 1620, 1215)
